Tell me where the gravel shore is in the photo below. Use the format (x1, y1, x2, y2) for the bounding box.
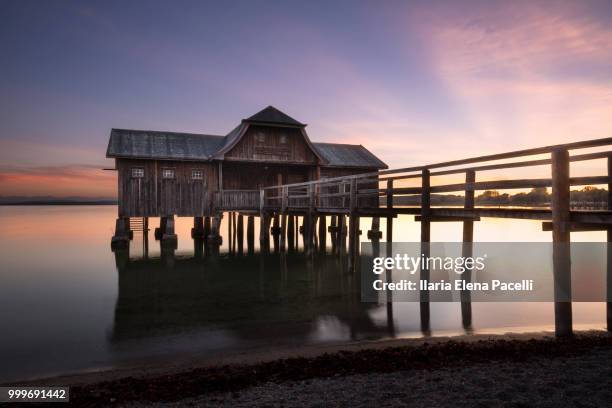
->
(124, 346, 611, 408)
(13, 331, 607, 407)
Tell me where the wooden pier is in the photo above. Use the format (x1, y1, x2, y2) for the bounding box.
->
(257, 137, 612, 337)
(113, 136, 612, 338)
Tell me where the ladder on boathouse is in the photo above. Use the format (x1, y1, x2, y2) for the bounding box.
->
(129, 217, 148, 232)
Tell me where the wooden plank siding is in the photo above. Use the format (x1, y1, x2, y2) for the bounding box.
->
(224, 125, 318, 164)
(117, 159, 217, 217)
(221, 162, 313, 190)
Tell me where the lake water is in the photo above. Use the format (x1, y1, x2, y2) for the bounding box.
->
(0, 206, 606, 382)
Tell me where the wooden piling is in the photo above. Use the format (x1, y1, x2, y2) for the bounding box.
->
(247, 215, 255, 254)
(194, 236, 204, 258)
(154, 217, 165, 240)
(313, 215, 319, 252)
(143, 218, 149, 259)
(607, 157, 612, 332)
(111, 217, 130, 250)
(272, 213, 280, 252)
(208, 213, 222, 247)
(339, 215, 347, 254)
(318, 215, 327, 251)
(259, 190, 265, 243)
(161, 215, 177, 248)
(228, 211, 233, 253)
(551, 148, 572, 337)
(232, 212, 237, 252)
(369, 217, 381, 255)
(330, 216, 337, 253)
(259, 191, 270, 251)
(287, 215, 295, 250)
(420, 169, 431, 335)
(280, 186, 288, 251)
(237, 214, 244, 254)
(280, 213, 287, 251)
(204, 217, 211, 242)
(461, 170, 475, 331)
(386, 179, 394, 244)
(295, 215, 300, 247)
(191, 216, 204, 239)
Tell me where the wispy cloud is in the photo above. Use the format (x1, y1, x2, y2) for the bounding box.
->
(411, 1, 612, 150)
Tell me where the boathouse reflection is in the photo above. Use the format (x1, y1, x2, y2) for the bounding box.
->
(111, 248, 394, 344)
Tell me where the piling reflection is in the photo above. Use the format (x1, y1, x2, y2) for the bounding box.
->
(111, 247, 393, 344)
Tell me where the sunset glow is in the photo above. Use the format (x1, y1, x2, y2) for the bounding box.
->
(2, 0, 612, 197)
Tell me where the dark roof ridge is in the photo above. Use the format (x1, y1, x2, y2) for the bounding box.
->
(111, 128, 224, 138)
(242, 106, 305, 127)
(313, 141, 365, 147)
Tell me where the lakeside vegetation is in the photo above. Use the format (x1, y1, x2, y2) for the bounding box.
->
(393, 186, 608, 207)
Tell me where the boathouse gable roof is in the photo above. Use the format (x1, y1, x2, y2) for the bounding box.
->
(106, 107, 387, 169)
(106, 129, 225, 161)
(213, 107, 325, 162)
(242, 105, 306, 127)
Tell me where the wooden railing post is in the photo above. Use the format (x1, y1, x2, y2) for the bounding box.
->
(348, 178, 359, 271)
(384, 178, 395, 335)
(349, 178, 357, 212)
(304, 185, 315, 253)
(280, 186, 288, 251)
(259, 189, 265, 213)
(551, 147, 572, 337)
(386, 179, 394, 244)
(259, 189, 269, 250)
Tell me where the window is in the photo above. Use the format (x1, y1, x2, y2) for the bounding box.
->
(255, 133, 266, 144)
(162, 168, 175, 179)
(279, 135, 287, 144)
(191, 169, 203, 180)
(131, 167, 144, 178)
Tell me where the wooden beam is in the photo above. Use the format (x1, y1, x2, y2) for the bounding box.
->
(415, 215, 480, 222)
(430, 176, 610, 194)
(542, 221, 611, 232)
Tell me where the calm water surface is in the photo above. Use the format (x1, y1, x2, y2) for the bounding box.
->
(0, 206, 606, 382)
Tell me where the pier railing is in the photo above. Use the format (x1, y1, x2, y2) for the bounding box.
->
(216, 190, 260, 211)
(259, 136, 612, 338)
(260, 137, 612, 223)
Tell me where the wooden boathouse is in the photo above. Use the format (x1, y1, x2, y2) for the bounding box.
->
(108, 114, 612, 337)
(107, 106, 387, 247)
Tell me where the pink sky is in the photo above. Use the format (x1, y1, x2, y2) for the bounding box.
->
(1, 1, 611, 197)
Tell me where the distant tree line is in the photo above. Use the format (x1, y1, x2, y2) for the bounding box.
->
(392, 186, 608, 207)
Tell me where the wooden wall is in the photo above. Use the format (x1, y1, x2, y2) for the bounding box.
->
(117, 159, 217, 217)
(224, 125, 318, 164)
(222, 162, 313, 190)
(116, 159, 378, 217)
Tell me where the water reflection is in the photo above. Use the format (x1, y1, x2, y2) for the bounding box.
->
(0, 206, 606, 383)
(111, 248, 394, 345)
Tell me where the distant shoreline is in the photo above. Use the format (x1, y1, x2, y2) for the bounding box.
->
(0, 201, 117, 206)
